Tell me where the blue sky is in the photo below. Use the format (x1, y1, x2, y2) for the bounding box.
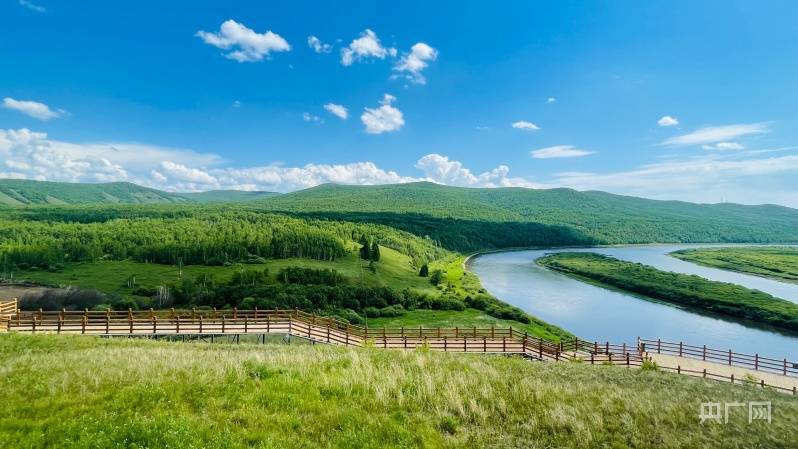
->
(2, 1, 798, 206)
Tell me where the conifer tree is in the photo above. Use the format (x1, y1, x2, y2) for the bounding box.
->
(370, 241, 381, 262)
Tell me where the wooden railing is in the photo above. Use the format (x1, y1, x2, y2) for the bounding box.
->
(0, 298, 18, 332)
(640, 338, 798, 377)
(6, 307, 797, 394)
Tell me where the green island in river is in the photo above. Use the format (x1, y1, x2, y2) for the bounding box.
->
(537, 252, 798, 332)
(671, 246, 798, 284)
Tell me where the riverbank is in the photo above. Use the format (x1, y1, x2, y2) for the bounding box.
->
(537, 252, 798, 333)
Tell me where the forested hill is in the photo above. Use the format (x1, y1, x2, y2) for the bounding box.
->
(0, 179, 276, 205)
(259, 182, 798, 245)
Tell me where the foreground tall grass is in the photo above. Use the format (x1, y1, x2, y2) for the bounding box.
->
(1, 334, 795, 448)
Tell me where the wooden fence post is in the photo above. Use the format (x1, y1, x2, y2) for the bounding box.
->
(702, 345, 706, 361)
(754, 353, 759, 371)
(679, 341, 683, 357)
(784, 359, 788, 376)
(728, 349, 732, 365)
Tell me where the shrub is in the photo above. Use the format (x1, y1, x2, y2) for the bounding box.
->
(363, 307, 381, 318)
(430, 297, 465, 311)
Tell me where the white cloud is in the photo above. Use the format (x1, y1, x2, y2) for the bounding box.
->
(232, 100, 241, 108)
(511, 121, 540, 131)
(307, 36, 332, 53)
(302, 112, 322, 123)
(393, 42, 438, 84)
(657, 115, 679, 127)
(547, 97, 557, 103)
(531, 145, 594, 159)
(324, 103, 348, 120)
(702, 142, 744, 151)
(18, 0, 45, 12)
(551, 152, 798, 206)
(361, 94, 404, 134)
(159, 161, 217, 185)
(415, 154, 539, 188)
(662, 123, 769, 145)
(196, 20, 290, 62)
(340, 29, 396, 66)
(3, 98, 64, 121)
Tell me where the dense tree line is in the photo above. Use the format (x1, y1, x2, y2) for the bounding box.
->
(0, 208, 448, 269)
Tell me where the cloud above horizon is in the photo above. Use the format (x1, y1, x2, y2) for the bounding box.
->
(361, 94, 403, 134)
(3, 128, 797, 207)
(196, 20, 290, 62)
(531, 145, 594, 159)
(662, 123, 770, 146)
(340, 29, 396, 66)
(393, 42, 438, 84)
(3, 98, 65, 121)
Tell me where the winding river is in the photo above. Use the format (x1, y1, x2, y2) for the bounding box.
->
(468, 245, 798, 360)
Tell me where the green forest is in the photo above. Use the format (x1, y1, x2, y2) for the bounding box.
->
(537, 252, 798, 332)
(2, 179, 798, 336)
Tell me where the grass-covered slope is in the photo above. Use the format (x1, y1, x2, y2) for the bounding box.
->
(671, 246, 798, 284)
(538, 252, 798, 331)
(0, 179, 191, 205)
(1, 334, 794, 449)
(260, 182, 798, 245)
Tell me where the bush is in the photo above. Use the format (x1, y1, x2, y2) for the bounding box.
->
(429, 270, 443, 285)
(429, 297, 465, 311)
(378, 305, 405, 317)
(363, 307, 381, 318)
(20, 287, 106, 311)
(337, 308, 365, 325)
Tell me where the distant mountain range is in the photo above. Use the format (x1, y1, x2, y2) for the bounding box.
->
(2, 178, 797, 244)
(0, 179, 277, 205)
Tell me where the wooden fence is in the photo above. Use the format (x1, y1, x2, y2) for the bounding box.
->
(639, 338, 798, 377)
(5, 307, 797, 394)
(0, 298, 17, 332)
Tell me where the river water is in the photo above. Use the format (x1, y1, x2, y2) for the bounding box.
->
(468, 245, 798, 360)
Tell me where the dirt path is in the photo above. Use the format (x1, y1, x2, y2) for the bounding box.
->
(649, 353, 798, 391)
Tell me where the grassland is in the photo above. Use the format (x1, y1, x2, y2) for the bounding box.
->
(671, 246, 798, 284)
(365, 308, 570, 341)
(1, 334, 794, 449)
(9, 246, 438, 299)
(537, 252, 798, 332)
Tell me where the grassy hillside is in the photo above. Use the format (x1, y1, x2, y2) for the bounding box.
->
(260, 182, 798, 246)
(0, 179, 190, 205)
(671, 246, 798, 284)
(1, 334, 794, 449)
(538, 252, 798, 331)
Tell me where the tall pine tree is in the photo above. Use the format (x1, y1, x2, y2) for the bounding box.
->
(359, 235, 371, 260)
(370, 241, 381, 262)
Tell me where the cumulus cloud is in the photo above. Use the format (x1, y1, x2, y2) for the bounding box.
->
(361, 94, 404, 134)
(416, 154, 539, 188)
(531, 145, 594, 159)
(340, 29, 396, 66)
(547, 97, 557, 103)
(196, 20, 290, 62)
(307, 35, 332, 53)
(18, 0, 46, 12)
(662, 123, 769, 146)
(702, 142, 744, 151)
(393, 42, 438, 84)
(511, 121, 540, 131)
(324, 103, 348, 120)
(657, 115, 679, 127)
(3, 98, 65, 121)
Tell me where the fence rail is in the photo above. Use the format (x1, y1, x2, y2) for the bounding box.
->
(0, 298, 17, 332)
(640, 338, 798, 377)
(5, 307, 797, 394)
